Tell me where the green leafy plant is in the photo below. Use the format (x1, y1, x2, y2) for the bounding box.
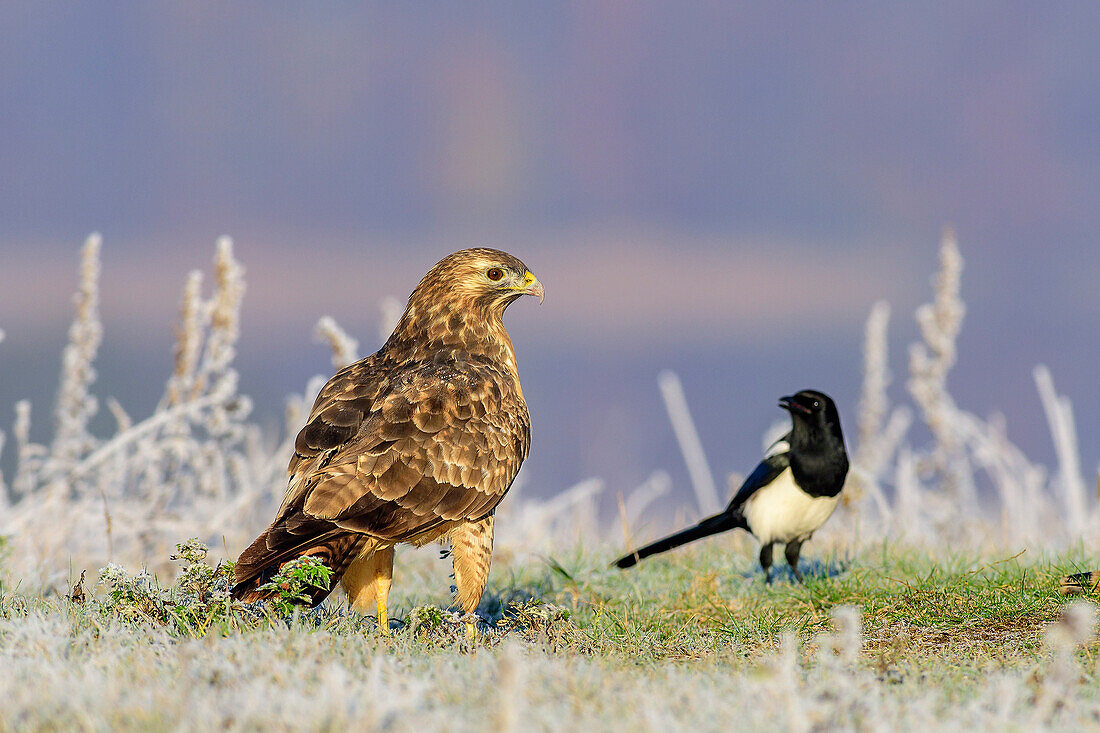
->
(95, 538, 237, 635)
(406, 604, 453, 637)
(165, 539, 236, 633)
(97, 563, 169, 625)
(256, 555, 332, 617)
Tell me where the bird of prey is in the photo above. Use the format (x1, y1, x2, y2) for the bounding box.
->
(614, 390, 848, 583)
(232, 248, 543, 637)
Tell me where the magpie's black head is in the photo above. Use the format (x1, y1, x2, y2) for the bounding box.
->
(778, 390, 845, 449)
(779, 389, 848, 496)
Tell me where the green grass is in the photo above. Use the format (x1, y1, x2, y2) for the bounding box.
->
(5, 539, 1095, 670)
(485, 541, 1099, 676)
(1, 539, 1098, 730)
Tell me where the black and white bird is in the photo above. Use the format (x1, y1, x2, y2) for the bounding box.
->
(614, 390, 849, 583)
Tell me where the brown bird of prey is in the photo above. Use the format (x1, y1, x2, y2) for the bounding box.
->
(232, 248, 543, 637)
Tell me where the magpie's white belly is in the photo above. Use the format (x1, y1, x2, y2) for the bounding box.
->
(742, 468, 839, 545)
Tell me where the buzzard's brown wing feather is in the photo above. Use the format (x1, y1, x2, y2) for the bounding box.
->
(232, 354, 529, 602)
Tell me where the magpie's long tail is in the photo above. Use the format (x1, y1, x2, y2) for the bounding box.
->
(613, 511, 747, 569)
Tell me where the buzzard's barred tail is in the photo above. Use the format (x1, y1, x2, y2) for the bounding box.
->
(231, 527, 367, 606)
(614, 512, 746, 569)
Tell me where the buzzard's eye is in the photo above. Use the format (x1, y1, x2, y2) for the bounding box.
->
(487, 268, 505, 282)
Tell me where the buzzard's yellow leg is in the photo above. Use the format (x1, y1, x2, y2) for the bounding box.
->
(450, 516, 495, 640)
(375, 564, 393, 635)
(343, 544, 395, 635)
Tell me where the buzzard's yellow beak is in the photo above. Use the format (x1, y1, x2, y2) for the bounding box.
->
(514, 270, 544, 304)
(501, 269, 543, 303)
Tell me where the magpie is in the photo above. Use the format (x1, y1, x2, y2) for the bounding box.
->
(614, 390, 849, 583)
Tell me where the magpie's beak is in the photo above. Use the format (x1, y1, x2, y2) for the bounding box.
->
(779, 395, 811, 415)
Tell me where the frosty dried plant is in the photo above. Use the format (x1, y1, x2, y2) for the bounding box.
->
(0, 237, 275, 582)
(657, 370, 721, 516)
(857, 300, 891, 453)
(907, 228, 975, 507)
(2, 229, 1096, 586)
(1034, 364, 1089, 537)
(496, 478, 606, 557)
(377, 295, 404, 344)
(832, 228, 1095, 546)
(314, 315, 360, 371)
(48, 233, 104, 476)
(164, 270, 204, 407)
(847, 300, 912, 517)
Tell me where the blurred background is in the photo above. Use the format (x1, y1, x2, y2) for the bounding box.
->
(1, 3, 1097, 507)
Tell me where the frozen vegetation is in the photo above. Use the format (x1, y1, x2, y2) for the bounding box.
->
(1, 231, 1098, 730)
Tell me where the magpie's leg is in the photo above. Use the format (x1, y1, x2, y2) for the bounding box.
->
(785, 540, 805, 584)
(760, 543, 774, 584)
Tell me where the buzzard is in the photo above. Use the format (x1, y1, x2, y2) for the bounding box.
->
(232, 248, 543, 637)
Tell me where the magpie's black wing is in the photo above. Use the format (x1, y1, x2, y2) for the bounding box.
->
(724, 434, 791, 513)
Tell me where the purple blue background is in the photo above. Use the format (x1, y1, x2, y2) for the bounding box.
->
(2, 3, 1097, 503)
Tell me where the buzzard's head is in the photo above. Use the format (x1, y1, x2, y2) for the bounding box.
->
(390, 248, 543, 361)
(415, 248, 544, 315)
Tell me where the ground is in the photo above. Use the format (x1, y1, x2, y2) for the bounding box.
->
(1, 539, 1099, 731)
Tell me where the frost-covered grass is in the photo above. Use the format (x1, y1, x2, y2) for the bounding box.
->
(2, 541, 1099, 731)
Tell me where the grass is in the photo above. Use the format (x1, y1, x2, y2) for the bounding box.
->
(520, 541, 1097, 673)
(1, 539, 1099, 730)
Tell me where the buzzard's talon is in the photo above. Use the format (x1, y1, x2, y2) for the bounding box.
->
(377, 598, 390, 636)
(457, 611, 482, 641)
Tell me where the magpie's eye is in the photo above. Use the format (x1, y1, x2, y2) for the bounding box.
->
(812, 400, 821, 408)
(487, 267, 505, 282)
